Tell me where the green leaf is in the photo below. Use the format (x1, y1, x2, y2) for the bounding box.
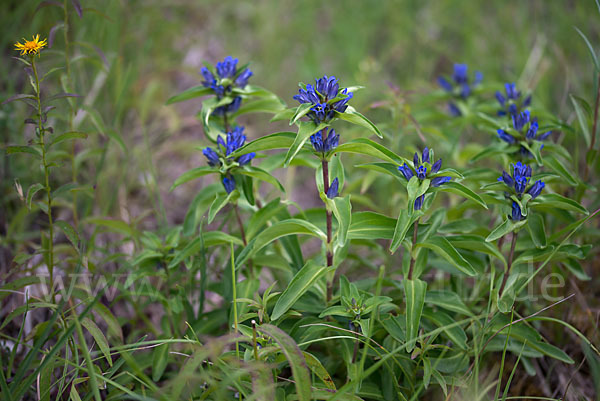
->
(544, 154, 578, 186)
(562, 258, 591, 281)
(434, 181, 487, 209)
(237, 166, 284, 192)
(170, 166, 216, 190)
(208, 191, 236, 224)
(348, 211, 396, 240)
(569, 95, 591, 147)
(257, 324, 312, 401)
(87, 217, 135, 237)
(151, 343, 169, 381)
(355, 162, 403, 181)
(334, 138, 404, 164)
(271, 261, 332, 321)
(81, 318, 112, 367)
(284, 121, 328, 167)
(55, 220, 79, 251)
(331, 195, 352, 247)
(531, 193, 588, 215)
(425, 290, 473, 316)
(336, 106, 383, 138)
(302, 352, 336, 390)
(229, 131, 296, 157)
(236, 219, 325, 269)
(417, 236, 476, 276)
(232, 97, 286, 117)
(575, 27, 600, 72)
(166, 85, 213, 104)
(404, 279, 427, 352)
(5, 146, 41, 157)
(422, 309, 467, 349)
(527, 214, 546, 248)
(26, 183, 45, 210)
(486, 219, 524, 242)
(447, 234, 506, 266)
(389, 210, 422, 254)
(290, 103, 313, 125)
(48, 131, 87, 148)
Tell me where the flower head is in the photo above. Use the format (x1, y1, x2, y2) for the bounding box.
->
(14, 35, 47, 57)
(496, 109, 552, 157)
(497, 162, 544, 220)
(294, 75, 353, 124)
(310, 128, 339, 154)
(200, 56, 253, 116)
(496, 82, 532, 117)
(398, 147, 452, 210)
(203, 126, 256, 168)
(438, 63, 482, 117)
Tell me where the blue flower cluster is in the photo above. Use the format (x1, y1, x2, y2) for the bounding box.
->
(294, 75, 353, 124)
(310, 128, 339, 155)
(438, 64, 483, 116)
(201, 56, 253, 116)
(496, 109, 552, 156)
(496, 83, 531, 117)
(398, 147, 452, 210)
(497, 162, 545, 220)
(202, 126, 256, 194)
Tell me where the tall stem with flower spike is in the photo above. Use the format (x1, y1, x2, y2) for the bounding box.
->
(32, 56, 55, 300)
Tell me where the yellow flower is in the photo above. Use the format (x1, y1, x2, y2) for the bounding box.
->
(14, 35, 48, 57)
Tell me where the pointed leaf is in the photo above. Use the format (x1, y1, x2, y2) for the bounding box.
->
(405, 279, 427, 352)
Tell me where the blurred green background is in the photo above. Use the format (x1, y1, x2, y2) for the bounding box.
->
(1, 0, 599, 226)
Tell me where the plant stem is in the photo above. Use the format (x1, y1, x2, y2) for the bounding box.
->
(584, 72, 600, 181)
(32, 57, 55, 301)
(407, 218, 420, 280)
(322, 159, 334, 301)
(498, 231, 518, 298)
(233, 203, 247, 246)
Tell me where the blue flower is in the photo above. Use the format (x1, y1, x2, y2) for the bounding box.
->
(398, 147, 452, 209)
(496, 82, 532, 116)
(398, 163, 414, 180)
(414, 194, 425, 210)
(216, 56, 238, 79)
(293, 75, 353, 124)
(327, 177, 339, 199)
(431, 176, 451, 187)
(203, 147, 221, 166)
(527, 180, 545, 199)
(223, 177, 236, 194)
(510, 201, 524, 221)
(235, 68, 253, 87)
(310, 128, 339, 154)
(497, 129, 516, 144)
